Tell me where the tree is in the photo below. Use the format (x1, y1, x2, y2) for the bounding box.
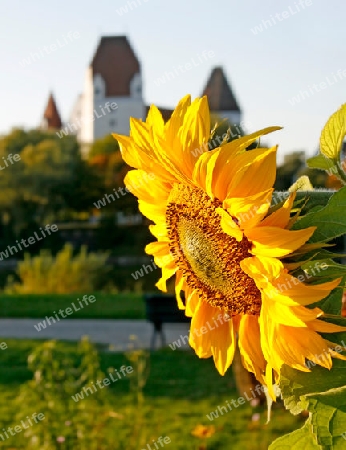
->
(274, 151, 329, 191)
(0, 129, 103, 240)
(274, 151, 306, 191)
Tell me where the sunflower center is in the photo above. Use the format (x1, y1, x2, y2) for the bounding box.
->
(166, 184, 261, 315)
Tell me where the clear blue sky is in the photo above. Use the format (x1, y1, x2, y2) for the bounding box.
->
(1, 0, 346, 162)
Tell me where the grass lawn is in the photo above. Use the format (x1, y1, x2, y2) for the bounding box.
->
(0, 293, 146, 319)
(0, 339, 301, 449)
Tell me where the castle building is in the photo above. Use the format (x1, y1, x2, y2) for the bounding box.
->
(41, 36, 241, 154)
(70, 36, 145, 145)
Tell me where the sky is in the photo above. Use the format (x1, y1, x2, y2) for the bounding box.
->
(1, 0, 346, 163)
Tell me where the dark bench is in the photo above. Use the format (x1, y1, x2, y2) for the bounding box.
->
(144, 293, 190, 349)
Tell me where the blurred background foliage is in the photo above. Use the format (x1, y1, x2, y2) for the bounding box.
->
(0, 126, 336, 294)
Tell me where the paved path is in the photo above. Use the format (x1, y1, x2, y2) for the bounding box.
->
(0, 319, 190, 350)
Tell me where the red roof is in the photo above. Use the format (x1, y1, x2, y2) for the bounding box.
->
(91, 36, 140, 97)
(43, 93, 62, 129)
(202, 67, 240, 112)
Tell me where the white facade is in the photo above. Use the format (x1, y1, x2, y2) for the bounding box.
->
(66, 41, 241, 157)
(71, 70, 145, 151)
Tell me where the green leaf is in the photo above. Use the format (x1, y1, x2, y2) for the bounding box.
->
(271, 355, 346, 449)
(280, 357, 346, 414)
(307, 154, 335, 171)
(269, 418, 321, 449)
(309, 285, 343, 315)
(320, 103, 346, 161)
(294, 190, 334, 216)
(290, 248, 346, 265)
(302, 259, 346, 279)
(292, 186, 346, 242)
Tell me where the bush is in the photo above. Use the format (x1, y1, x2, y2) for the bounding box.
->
(5, 244, 110, 294)
(11, 338, 120, 449)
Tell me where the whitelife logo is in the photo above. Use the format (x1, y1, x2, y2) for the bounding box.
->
(57, 101, 118, 138)
(288, 69, 346, 106)
(93, 172, 155, 209)
(19, 31, 80, 67)
(0, 153, 21, 170)
(169, 314, 231, 351)
(0, 413, 45, 442)
(250, 0, 313, 35)
(0, 224, 58, 261)
(154, 51, 215, 86)
(116, 0, 150, 16)
(33, 295, 96, 332)
(141, 436, 171, 450)
(71, 365, 133, 402)
(206, 384, 267, 421)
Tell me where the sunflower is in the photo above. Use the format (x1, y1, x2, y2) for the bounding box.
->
(113, 95, 346, 396)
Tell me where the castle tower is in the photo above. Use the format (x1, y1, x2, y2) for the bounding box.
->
(202, 66, 241, 125)
(41, 92, 62, 130)
(72, 36, 145, 147)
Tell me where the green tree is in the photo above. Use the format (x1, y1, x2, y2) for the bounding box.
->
(274, 151, 306, 191)
(274, 151, 328, 190)
(0, 129, 103, 239)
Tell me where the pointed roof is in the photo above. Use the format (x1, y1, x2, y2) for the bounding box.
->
(202, 67, 240, 112)
(91, 36, 140, 97)
(42, 93, 62, 129)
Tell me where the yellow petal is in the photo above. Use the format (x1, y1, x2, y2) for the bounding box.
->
(271, 275, 341, 306)
(274, 325, 335, 370)
(164, 94, 191, 143)
(247, 226, 316, 257)
(264, 364, 276, 400)
(125, 170, 170, 203)
(193, 147, 220, 199)
(216, 208, 243, 241)
(262, 296, 309, 327)
(146, 104, 164, 134)
(223, 189, 273, 230)
(189, 300, 237, 375)
(309, 318, 346, 334)
(227, 147, 277, 198)
(260, 192, 296, 228)
(153, 133, 194, 185)
(156, 261, 177, 292)
(238, 315, 266, 384)
(201, 127, 281, 200)
(240, 255, 284, 285)
(138, 199, 166, 224)
(175, 270, 186, 310)
(192, 129, 280, 201)
(145, 241, 172, 267)
(112, 134, 148, 170)
(185, 288, 200, 317)
(191, 146, 213, 193)
(179, 96, 211, 168)
(211, 315, 237, 376)
(149, 223, 169, 240)
(189, 299, 212, 358)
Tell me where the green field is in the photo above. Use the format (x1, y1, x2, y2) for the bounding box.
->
(0, 295, 301, 448)
(0, 293, 145, 319)
(0, 339, 300, 449)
